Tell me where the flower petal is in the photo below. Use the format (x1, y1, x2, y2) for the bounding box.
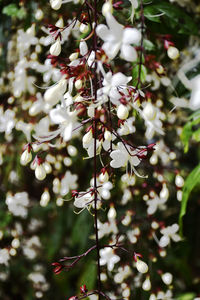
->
(120, 44, 137, 62)
(102, 42, 121, 59)
(123, 28, 141, 44)
(96, 24, 112, 41)
(111, 72, 132, 87)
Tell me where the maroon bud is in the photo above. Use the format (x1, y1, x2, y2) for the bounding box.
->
(80, 284, 88, 294)
(52, 262, 64, 274)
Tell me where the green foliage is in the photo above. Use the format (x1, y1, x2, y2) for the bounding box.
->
(179, 163, 200, 236)
(181, 110, 200, 153)
(144, 1, 198, 35)
(177, 293, 196, 300)
(132, 64, 147, 86)
(78, 261, 97, 291)
(2, 4, 26, 19)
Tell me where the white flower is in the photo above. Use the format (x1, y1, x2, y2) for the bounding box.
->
(74, 191, 95, 209)
(0, 249, 10, 266)
(140, 102, 164, 139)
(23, 236, 41, 259)
(97, 218, 118, 239)
(60, 171, 78, 196)
(97, 71, 132, 105)
(100, 247, 120, 271)
(0, 107, 16, 137)
(110, 142, 147, 177)
(96, 13, 141, 61)
(114, 265, 131, 283)
(83, 138, 102, 158)
(34, 105, 80, 143)
(6, 192, 30, 218)
(117, 117, 136, 136)
(146, 193, 167, 215)
(159, 223, 181, 248)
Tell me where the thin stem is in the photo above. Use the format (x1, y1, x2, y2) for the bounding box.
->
(136, 0, 145, 90)
(92, 0, 101, 298)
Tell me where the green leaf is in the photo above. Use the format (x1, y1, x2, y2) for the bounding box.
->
(179, 164, 200, 236)
(180, 115, 200, 152)
(176, 293, 196, 300)
(78, 261, 97, 291)
(132, 65, 147, 86)
(2, 4, 26, 20)
(143, 39, 156, 51)
(144, 1, 198, 35)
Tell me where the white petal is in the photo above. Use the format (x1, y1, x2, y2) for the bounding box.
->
(120, 44, 137, 62)
(79, 41, 88, 56)
(171, 223, 179, 233)
(50, 107, 66, 124)
(102, 42, 121, 59)
(130, 155, 140, 166)
(171, 234, 181, 242)
(105, 13, 123, 37)
(110, 150, 127, 168)
(111, 72, 132, 87)
(123, 28, 141, 44)
(96, 24, 111, 41)
(62, 123, 73, 141)
(159, 235, 170, 248)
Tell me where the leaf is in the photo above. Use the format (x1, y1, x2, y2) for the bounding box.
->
(144, 1, 198, 35)
(132, 65, 147, 86)
(180, 115, 200, 152)
(179, 164, 200, 236)
(177, 293, 196, 300)
(143, 39, 156, 51)
(78, 261, 97, 291)
(2, 4, 26, 20)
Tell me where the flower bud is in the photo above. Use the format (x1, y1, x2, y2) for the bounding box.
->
(143, 102, 157, 121)
(40, 189, 50, 207)
(107, 206, 116, 219)
(104, 130, 112, 141)
(175, 174, 184, 188)
(67, 145, 78, 157)
(80, 23, 89, 33)
(160, 184, 169, 200)
(20, 149, 32, 166)
(99, 171, 109, 183)
(142, 277, 151, 291)
(11, 238, 20, 249)
(50, 40, 61, 56)
(69, 52, 79, 61)
(75, 79, 82, 90)
(43, 162, 52, 174)
(35, 164, 46, 181)
(117, 104, 129, 120)
(161, 272, 173, 285)
(167, 46, 179, 60)
(50, 0, 62, 10)
(136, 259, 148, 273)
(35, 9, 44, 20)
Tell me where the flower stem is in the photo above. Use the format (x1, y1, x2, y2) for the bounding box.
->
(92, 0, 101, 298)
